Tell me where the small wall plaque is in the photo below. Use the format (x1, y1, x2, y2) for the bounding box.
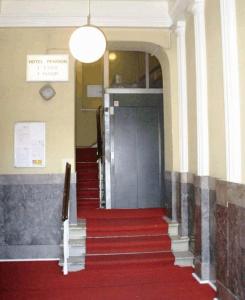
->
(39, 84, 56, 100)
(26, 54, 69, 82)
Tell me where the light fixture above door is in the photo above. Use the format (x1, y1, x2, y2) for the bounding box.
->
(69, 0, 107, 63)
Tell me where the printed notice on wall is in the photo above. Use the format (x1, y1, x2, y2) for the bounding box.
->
(26, 54, 69, 82)
(14, 122, 45, 168)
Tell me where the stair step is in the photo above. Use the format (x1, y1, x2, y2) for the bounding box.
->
(77, 180, 99, 188)
(171, 236, 189, 252)
(76, 148, 97, 162)
(77, 190, 99, 198)
(86, 251, 174, 270)
(174, 251, 194, 267)
(76, 162, 98, 169)
(87, 217, 168, 237)
(87, 235, 171, 254)
(77, 172, 98, 180)
(59, 256, 85, 272)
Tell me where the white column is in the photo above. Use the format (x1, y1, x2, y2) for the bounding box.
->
(220, 0, 241, 183)
(176, 21, 189, 173)
(191, 0, 209, 176)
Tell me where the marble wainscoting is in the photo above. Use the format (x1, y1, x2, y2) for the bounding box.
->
(164, 171, 180, 221)
(216, 181, 245, 300)
(193, 176, 216, 282)
(180, 173, 195, 249)
(0, 174, 77, 259)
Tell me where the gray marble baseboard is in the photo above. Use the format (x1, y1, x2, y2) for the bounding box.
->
(0, 245, 60, 259)
(194, 176, 216, 281)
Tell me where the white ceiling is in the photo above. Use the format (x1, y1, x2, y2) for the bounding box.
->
(0, 0, 189, 27)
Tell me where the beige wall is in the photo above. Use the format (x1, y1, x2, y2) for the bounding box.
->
(0, 26, 178, 174)
(186, 14, 198, 174)
(76, 60, 102, 147)
(0, 28, 75, 174)
(237, 0, 245, 183)
(206, 0, 226, 179)
(163, 38, 179, 171)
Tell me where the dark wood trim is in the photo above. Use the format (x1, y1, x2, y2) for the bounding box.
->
(62, 162, 71, 222)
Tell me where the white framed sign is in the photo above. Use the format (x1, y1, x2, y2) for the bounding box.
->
(26, 54, 69, 82)
(14, 122, 46, 168)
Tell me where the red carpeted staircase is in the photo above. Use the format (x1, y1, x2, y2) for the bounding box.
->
(79, 208, 175, 270)
(76, 148, 100, 211)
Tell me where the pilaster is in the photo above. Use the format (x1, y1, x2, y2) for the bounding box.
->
(220, 0, 241, 183)
(191, 0, 209, 176)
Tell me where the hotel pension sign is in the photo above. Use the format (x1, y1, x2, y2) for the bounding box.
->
(26, 54, 69, 82)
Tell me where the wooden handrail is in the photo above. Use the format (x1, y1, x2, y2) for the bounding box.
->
(96, 106, 103, 160)
(62, 162, 71, 222)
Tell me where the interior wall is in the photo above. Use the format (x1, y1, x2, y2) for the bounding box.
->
(185, 14, 197, 175)
(75, 27, 177, 171)
(76, 59, 103, 147)
(0, 26, 177, 174)
(157, 50, 173, 171)
(237, 0, 245, 183)
(0, 28, 75, 174)
(163, 37, 179, 172)
(205, 0, 226, 180)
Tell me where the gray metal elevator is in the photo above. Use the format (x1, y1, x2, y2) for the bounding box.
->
(104, 91, 164, 209)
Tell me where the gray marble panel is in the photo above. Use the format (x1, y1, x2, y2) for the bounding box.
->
(0, 245, 60, 259)
(187, 183, 195, 252)
(4, 184, 62, 245)
(179, 182, 189, 237)
(172, 172, 180, 222)
(0, 174, 77, 259)
(0, 185, 5, 245)
(164, 178, 172, 219)
(194, 203, 201, 279)
(194, 176, 216, 281)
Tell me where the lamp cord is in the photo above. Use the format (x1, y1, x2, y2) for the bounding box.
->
(87, 0, 91, 25)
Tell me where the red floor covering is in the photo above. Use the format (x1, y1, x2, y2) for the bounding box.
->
(0, 261, 216, 300)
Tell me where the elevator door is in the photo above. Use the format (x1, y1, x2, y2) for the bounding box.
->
(110, 94, 163, 208)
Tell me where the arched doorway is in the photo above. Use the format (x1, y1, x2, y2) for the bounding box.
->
(75, 45, 166, 211)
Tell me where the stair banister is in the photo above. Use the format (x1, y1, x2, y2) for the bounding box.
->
(62, 162, 71, 275)
(96, 106, 104, 207)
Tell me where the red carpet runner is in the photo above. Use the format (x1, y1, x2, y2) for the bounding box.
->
(81, 208, 175, 270)
(76, 147, 100, 210)
(0, 208, 216, 299)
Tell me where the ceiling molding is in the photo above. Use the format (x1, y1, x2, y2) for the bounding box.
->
(0, 0, 172, 28)
(169, 0, 193, 24)
(0, 15, 172, 28)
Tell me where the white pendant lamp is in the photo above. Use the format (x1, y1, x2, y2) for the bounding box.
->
(69, 0, 107, 63)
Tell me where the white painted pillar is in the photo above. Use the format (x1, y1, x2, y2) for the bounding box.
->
(176, 21, 189, 173)
(191, 0, 209, 176)
(220, 0, 241, 183)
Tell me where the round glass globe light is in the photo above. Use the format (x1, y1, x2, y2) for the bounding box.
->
(69, 26, 107, 63)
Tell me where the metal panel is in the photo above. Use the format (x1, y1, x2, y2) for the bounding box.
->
(106, 93, 164, 209)
(112, 108, 138, 208)
(136, 107, 161, 208)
